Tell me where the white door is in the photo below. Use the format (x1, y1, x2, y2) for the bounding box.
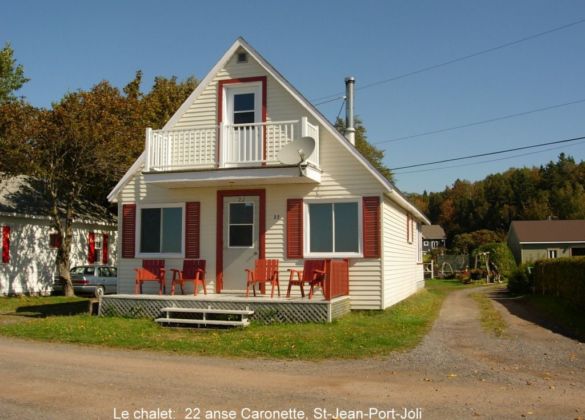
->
(224, 84, 262, 165)
(222, 196, 260, 291)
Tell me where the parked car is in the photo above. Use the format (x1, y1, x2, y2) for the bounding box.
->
(53, 266, 117, 297)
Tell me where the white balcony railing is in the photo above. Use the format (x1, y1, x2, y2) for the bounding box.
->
(145, 118, 319, 172)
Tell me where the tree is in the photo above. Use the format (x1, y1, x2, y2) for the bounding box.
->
(334, 116, 394, 182)
(0, 43, 29, 103)
(1, 72, 198, 296)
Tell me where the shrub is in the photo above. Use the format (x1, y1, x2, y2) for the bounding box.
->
(469, 268, 484, 280)
(475, 242, 517, 279)
(508, 264, 533, 294)
(533, 257, 585, 309)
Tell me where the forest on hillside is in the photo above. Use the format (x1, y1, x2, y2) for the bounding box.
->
(407, 153, 585, 244)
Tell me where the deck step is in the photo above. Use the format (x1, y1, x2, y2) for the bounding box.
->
(155, 317, 249, 327)
(160, 307, 254, 315)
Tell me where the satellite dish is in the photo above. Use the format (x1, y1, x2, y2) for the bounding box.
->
(278, 137, 315, 165)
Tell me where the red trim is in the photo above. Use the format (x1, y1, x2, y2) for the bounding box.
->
(122, 204, 136, 258)
(185, 202, 201, 259)
(286, 199, 304, 259)
(217, 76, 268, 163)
(216, 189, 266, 293)
(88, 232, 96, 264)
(362, 197, 381, 258)
(2, 226, 10, 264)
(102, 234, 109, 264)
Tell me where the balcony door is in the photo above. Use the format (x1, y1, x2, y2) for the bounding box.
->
(223, 84, 263, 166)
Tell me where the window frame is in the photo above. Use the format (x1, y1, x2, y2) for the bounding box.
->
(136, 202, 185, 258)
(547, 249, 558, 259)
(303, 198, 363, 258)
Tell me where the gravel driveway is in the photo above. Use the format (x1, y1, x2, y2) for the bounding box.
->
(0, 287, 583, 419)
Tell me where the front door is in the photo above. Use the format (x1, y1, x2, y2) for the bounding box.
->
(222, 196, 260, 291)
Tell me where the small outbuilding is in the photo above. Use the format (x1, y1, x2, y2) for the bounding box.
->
(421, 225, 446, 254)
(507, 220, 585, 265)
(0, 175, 117, 296)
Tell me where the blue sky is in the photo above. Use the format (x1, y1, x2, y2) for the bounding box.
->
(3, 0, 585, 193)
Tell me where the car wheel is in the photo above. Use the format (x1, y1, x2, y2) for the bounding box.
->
(94, 286, 105, 298)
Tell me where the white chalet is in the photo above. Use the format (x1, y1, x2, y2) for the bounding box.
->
(108, 38, 429, 310)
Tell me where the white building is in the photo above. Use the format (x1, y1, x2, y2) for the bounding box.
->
(0, 175, 117, 296)
(108, 38, 429, 310)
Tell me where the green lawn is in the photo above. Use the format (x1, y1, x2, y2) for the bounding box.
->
(0, 280, 468, 360)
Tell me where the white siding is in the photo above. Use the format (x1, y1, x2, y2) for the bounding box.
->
(382, 197, 425, 309)
(0, 217, 117, 296)
(116, 46, 429, 310)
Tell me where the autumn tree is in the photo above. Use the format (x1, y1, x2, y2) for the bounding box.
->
(0, 69, 198, 296)
(334, 116, 394, 182)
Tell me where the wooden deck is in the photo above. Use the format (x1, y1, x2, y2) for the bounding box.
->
(99, 293, 351, 323)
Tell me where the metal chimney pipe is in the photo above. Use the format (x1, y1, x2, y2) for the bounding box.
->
(345, 76, 356, 145)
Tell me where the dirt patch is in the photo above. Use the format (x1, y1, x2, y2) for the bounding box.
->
(0, 287, 583, 419)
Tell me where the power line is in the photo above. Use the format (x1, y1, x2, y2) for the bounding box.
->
(390, 135, 585, 171)
(374, 97, 585, 145)
(394, 139, 585, 175)
(312, 17, 585, 106)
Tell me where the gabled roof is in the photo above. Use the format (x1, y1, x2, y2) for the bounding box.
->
(509, 220, 585, 244)
(1, 174, 116, 224)
(107, 38, 429, 224)
(421, 225, 446, 240)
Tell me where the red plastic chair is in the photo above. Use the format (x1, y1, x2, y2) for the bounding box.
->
(245, 259, 280, 298)
(171, 259, 206, 296)
(286, 259, 326, 299)
(134, 260, 166, 295)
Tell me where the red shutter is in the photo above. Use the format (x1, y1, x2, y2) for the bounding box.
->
(362, 196, 381, 258)
(185, 202, 201, 258)
(122, 204, 136, 258)
(2, 226, 10, 264)
(286, 199, 303, 259)
(102, 233, 109, 264)
(88, 232, 96, 263)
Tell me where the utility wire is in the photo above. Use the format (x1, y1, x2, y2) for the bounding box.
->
(375, 97, 585, 145)
(336, 97, 346, 121)
(394, 139, 585, 175)
(312, 17, 585, 106)
(390, 135, 585, 171)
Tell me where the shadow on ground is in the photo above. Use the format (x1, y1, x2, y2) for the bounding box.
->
(490, 289, 585, 343)
(12, 301, 92, 318)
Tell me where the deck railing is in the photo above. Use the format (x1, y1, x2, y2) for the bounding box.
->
(145, 118, 319, 171)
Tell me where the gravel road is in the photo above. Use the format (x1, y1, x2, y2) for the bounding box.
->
(0, 287, 583, 420)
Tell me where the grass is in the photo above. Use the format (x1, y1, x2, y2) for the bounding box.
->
(521, 294, 585, 342)
(471, 289, 507, 338)
(0, 279, 469, 360)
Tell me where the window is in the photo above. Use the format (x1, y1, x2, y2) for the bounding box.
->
(229, 202, 254, 248)
(417, 223, 423, 262)
(49, 233, 62, 248)
(139, 205, 183, 255)
(406, 213, 414, 243)
(233, 93, 256, 124)
(305, 200, 361, 257)
(547, 249, 558, 259)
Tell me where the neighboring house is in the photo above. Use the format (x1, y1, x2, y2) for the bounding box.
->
(108, 37, 429, 310)
(0, 175, 118, 296)
(421, 225, 446, 254)
(507, 220, 585, 265)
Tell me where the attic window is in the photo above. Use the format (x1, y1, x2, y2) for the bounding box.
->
(237, 52, 248, 63)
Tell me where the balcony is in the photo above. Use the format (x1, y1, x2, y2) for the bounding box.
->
(145, 117, 319, 172)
